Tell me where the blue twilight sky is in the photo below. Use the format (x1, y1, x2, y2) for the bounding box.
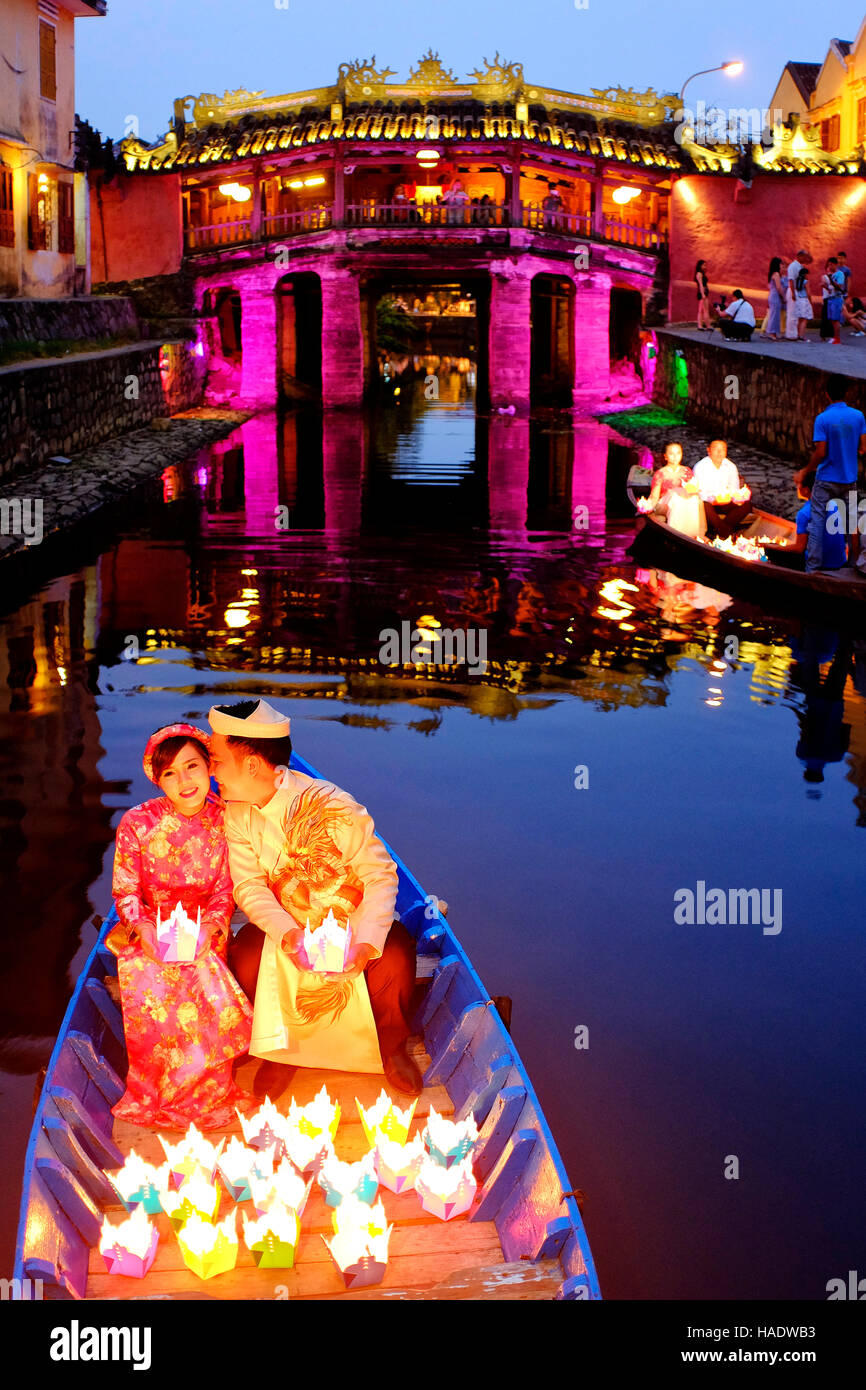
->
(74, 1, 866, 144)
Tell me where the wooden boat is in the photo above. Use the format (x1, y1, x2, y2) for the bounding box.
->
(634, 502, 866, 613)
(14, 752, 599, 1302)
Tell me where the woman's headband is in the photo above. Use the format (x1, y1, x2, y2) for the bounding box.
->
(143, 723, 210, 784)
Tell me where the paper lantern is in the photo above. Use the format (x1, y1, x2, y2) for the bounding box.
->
(242, 1200, 301, 1269)
(176, 1211, 239, 1281)
(159, 1124, 225, 1189)
(324, 1197, 392, 1289)
(287, 1085, 340, 1142)
(237, 1097, 291, 1161)
(158, 1175, 221, 1231)
(106, 1148, 170, 1214)
(415, 1155, 477, 1221)
(301, 908, 351, 972)
(250, 1160, 312, 1219)
(217, 1137, 277, 1203)
(317, 1150, 378, 1208)
(99, 1206, 159, 1278)
(423, 1106, 478, 1168)
(281, 1125, 334, 1177)
(356, 1090, 417, 1146)
(155, 901, 206, 962)
(374, 1134, 426, 1194)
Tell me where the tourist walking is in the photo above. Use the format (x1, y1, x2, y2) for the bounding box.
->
(785, 251, 813, 340)
(794, 375, 866, 572)
(695, 259, 711, 330)
(763, 257, 785, 339)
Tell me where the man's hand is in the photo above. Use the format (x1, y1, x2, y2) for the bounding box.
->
(279, 926, 306, 967)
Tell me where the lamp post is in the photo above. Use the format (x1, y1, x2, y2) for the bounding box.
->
(679, 61, 743, 108)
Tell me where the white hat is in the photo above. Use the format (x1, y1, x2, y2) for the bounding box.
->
(208, 698, 291, 739)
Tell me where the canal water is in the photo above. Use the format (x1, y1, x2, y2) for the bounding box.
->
(2, 371, 865, 1299)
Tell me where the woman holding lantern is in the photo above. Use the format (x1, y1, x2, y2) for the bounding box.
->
(108, 723, 253, 1129)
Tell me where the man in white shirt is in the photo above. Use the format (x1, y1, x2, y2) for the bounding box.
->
(692, 440, 750, 537)
(719, 290, 756, 339)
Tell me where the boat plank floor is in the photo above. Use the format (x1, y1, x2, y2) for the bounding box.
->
(87, 1045, 523, 1300)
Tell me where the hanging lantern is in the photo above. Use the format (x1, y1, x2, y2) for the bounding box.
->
(106, 1148, 170, 1214)
(242, 1200, 301, 1269)
(422, 1106, 478, 1168)
(415, 1155, 477, 1221)
(99, 1206, 159, 1279)
(374, 1134, 426, 1194)
(356, 1090, 417, 1146)
(176, 1211, 239, 1281)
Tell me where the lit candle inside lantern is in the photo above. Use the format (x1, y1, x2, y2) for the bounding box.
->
(423, 1106, 478, 1168)
(236, 1097, 292, 1161)
(176, 1210, 239, 1281)
(301, 908, 351, 972)
(217, 1137, 277, 1204)
(356, 1090, 417, 1146)
(324, 1196, 393, 1289)
(158, 1173, 221, 1230)
(106, 1148, 170, 1214)
(415, 1155, 477, 1221)
(374, 1134, 426, 1194)
(281, 1125, 334, 1178)
(99, 1205, 160, 1278)
(249, 1159, 312, 1219)
(287, 1084, 341, 1142)
(317, 1150, 378, 1208)
(159, 1123, 225, 1189)
(155, 901, 205, 962)
(242, 1200, 301, 1269)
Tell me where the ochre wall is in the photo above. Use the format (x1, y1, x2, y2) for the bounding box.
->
(90, 173, 183, 284)
(669, 174, 866, 322)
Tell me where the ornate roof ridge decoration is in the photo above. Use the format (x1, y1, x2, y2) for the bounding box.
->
(681, 115, 861, 174)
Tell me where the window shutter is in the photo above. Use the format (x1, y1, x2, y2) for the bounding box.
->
(0, 169, 14, 248)
(58, 181, 74, 253)
(39, 21, 56, 102)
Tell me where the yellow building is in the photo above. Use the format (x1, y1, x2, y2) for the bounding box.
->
(0, 0, 105, 298)
(769, 18, 866, 156)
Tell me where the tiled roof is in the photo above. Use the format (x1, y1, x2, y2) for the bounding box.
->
(785, 62, 821, 104)
(123, 102, 683, 174)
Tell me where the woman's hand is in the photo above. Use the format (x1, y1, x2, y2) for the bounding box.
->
(136, 924, 163, 963)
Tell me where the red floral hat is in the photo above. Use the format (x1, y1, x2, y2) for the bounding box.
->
(142, 723, 210, 784)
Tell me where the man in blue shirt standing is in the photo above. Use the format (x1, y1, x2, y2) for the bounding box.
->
(795, 375, 866, 572)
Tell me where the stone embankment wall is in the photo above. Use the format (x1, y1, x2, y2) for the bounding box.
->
(650, 329, 866, 459)
(0, 295, 139, 345)
(0, 341, 206, 477)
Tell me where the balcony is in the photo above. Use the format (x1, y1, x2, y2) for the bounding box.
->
(184, 200, 666, 253)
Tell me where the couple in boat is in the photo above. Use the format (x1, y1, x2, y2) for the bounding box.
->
(109, 698, 421, 1131)
(645, 440, 749, 540)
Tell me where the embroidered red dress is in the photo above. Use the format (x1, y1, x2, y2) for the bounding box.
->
(111, 792, 253, 1129)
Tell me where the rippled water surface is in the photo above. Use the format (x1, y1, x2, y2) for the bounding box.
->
(2, 377, 865, 1298)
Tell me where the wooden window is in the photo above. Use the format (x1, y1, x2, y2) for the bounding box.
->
(39, 21, 56, 102)
(0, 169, 14, 248)
(820, 115, 840, 151)
(58, 181, 74, 253)
(857, 98, 866, 147)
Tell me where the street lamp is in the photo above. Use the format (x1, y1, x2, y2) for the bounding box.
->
(679, 61, 743, 106)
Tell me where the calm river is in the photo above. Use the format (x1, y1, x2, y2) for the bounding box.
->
(2, 371, 864, 1299)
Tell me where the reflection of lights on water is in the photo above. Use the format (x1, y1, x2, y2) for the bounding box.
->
(196, 468, 208, 486)
(240, 588, 260, 601)
(241, 568, 258, 577)
(597, 577, 638, 623)
(708, 687, 722, 695)
(57, 666, 67, 685)
(712, 660, 727, 672)
(705, 698, 723, 707)
(224, 608, 251, 629)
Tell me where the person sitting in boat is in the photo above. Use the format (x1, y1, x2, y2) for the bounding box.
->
(108, 724, 253, 1129)
(646, 441, 692, 518)
(207, 699, 422, 1099)
(692, 440, 751, 537)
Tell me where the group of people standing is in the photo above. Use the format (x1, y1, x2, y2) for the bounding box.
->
(695, 253, 865, 343)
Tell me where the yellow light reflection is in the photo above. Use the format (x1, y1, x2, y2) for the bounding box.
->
(224, 608, 250, 629)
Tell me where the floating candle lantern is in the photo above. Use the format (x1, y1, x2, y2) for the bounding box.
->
(356, 1090, 417, 1146)
(242, 1200, 301, 1269)
(217, 1137, 277, 1204)
(301, 908, 351, 972)
(287, 1085, 340, 1142)
(415, 1155, 477, 1221)
(422, 1106, 479, 1168)
(281, 1126, 334, 1178)
(155, 901, 206, 963)
(106, 1148, 170, 1214)
(318, 1150, 378, 1208)
(374, 1134, 426, 1195)
(710, 535, 767, 563)
(159, 1124, 225, 1189)
(635, 496, 653, 514)
(176, 1211, 239, 1281)
(236, 1096, 292, 1161)
(324, 1197, 393, 1289)
(158, 1174, 221, 1231)
(250, 1159, 312, 1220)
(99, 1205, 159, 1278)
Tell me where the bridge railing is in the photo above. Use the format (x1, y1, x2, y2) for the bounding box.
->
(602, 217, 666, 249)
(345, 200, 512, 228)
(522, 204, 591, 237)
(263, 207, 333, 236)
(185, 219, 253, 250)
